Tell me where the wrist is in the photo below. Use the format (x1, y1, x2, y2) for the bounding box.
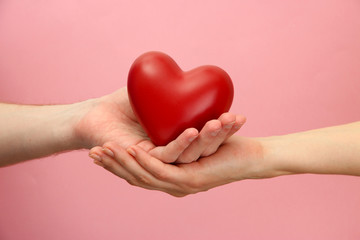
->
(226, 136, 291, 181)
(255, 136, 295, 178)
(47, 103, 84, 152)
(64, 98, 100, 150)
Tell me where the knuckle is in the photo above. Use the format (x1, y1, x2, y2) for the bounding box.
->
(137, 175, 151, 185)
(102, 158, 115, 170)
(187, 177, 205, 191)
(103, 142, 116, 151)
(119, 156, 131, 167)
(154, 170, 169, 181)
(177, 185, 198, 196)
(126, 179, 137, 186)
(201, 148, 216, 157)
(178, 154, 197, 164)
(171, 192, 187, 198)
(160, 154, 176, 164)
(172, 139, 187, 153)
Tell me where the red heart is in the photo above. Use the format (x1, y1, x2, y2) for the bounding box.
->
(127, 51, 234, 146)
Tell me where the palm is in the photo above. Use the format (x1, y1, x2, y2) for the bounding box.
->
(176, 137, 264, 191)
(75, 88, 152, 149)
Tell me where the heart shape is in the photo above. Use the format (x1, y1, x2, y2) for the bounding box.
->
(127, 51, 234, 146)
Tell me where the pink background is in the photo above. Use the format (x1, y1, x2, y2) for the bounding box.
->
(1, 0, 360, 239)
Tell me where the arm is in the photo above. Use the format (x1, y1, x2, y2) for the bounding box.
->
(264, 121, 360, 176)
(96, 121, 360, 197)
(0, 87, 245, 167)
(0, 102, 85, 166)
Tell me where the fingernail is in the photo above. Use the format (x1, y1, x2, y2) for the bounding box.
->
(224, 122, 235, 129)
(188, 135, 197, 142)
(127, 147, 136, 157)
(235, 120, 246, 129)
(211, 129, 221, 136)
(93, 160, 104, 167)
(102, 147, 114, 157)
(89, 153, 101, 162)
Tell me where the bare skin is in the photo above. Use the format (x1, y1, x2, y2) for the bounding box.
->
(0, 87, 245, 167)
(93, 122, 360, 197)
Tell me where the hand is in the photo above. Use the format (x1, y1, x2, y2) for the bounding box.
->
(145, 112, 246, 164)
(84, 87, 246, 163)
(0, 86, 243, 166)
(74, 87, 151, 149)
(90, 136, 277, 197)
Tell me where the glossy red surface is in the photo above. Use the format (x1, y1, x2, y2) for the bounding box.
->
(127, 51, 233, 145)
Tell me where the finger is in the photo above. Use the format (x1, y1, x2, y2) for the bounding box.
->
(130, 145, 209, 197)
(201, 112, 237, 156)
(100, 150, 184, 195)
(89, 146, 102, 156)
(149, 128, 198, 163)
(176, 119, 222, 163)
(103, 142, 176, 191)
(98, 150, 138, 185)
(128, 145, 184, 183)
(90, 145, 138, 184)
(136, 140, 156, 152)
(225, 114, 247, 139)
(89, 146, 105, 167)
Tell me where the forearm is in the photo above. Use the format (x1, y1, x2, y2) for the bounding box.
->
(262, 122, 360, 177)
(0, 102, 86, 166)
